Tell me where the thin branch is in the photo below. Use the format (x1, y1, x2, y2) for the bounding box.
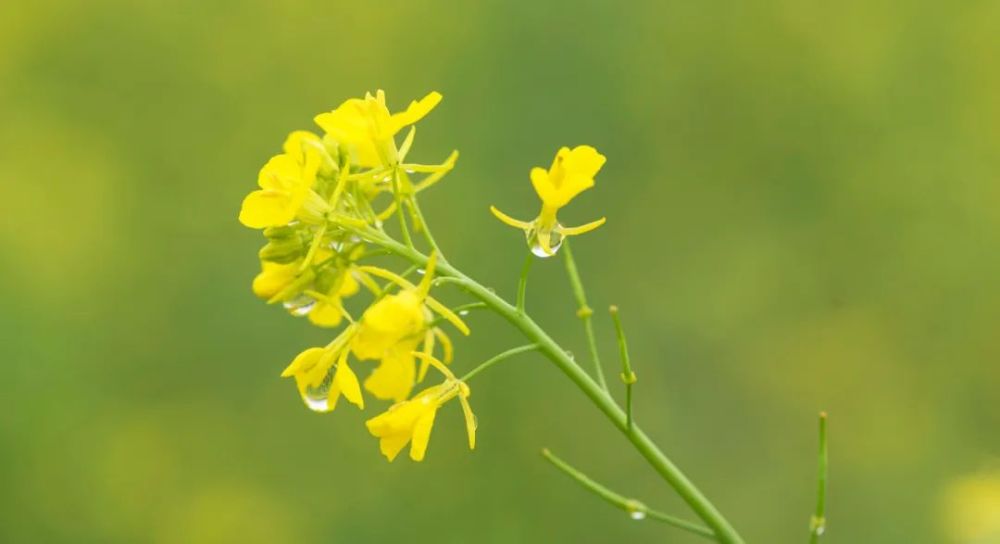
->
(542, 448, 716, 541)
(609, 305, 637, 430)
(809, 412, 829, 543)
(517, 252, 533, 313)
(562, 240, 609, 391)
(461, 344, 539, 382)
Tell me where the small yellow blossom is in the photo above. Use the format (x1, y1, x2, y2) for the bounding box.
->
(239, 132, 326, 229)
(314, 90, 441, 168)
(280, 331, 364, 413)
(351, 252, 469, 402)
(365, 354, 475, 462)
(491, 145, 607, 256)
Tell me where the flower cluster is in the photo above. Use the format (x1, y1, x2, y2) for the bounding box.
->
(238, 90, 472, 461)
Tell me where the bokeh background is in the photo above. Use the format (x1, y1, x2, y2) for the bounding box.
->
(1, 0, 998, 542)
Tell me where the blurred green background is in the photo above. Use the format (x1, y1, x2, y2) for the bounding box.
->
(1, 0, 998, 542)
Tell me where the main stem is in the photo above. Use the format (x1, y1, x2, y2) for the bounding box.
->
(362, 229, 745, 544)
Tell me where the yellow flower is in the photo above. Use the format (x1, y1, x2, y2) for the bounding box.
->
(280, 330, 364, 413)
(352, 290, 427, 359)
(351, 252, 469, 402)
(365, 354, 475, 462)
(314, 90, 441, 168)
(239, 132, 325, 229)
(491, 145, 608, 256)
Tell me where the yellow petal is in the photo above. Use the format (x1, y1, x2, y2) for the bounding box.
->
(363, 350, 416, 402)
(252, 261, 300, 300)
(424, 296, 470, 336)
(334, 353, 364, 409)
(458, 386, 476, 450)
(433, 328, 454, 364)
(339, 271, 360, 297)
(529, 167, 556, 205)
(378, 432, 411, 462)
(489, 206, 532, 230)
(257, 154, 300, 190)
(352, 292, 426, 360)
(282, 130, 322, 163)
(532, 145, 606, 209)
(409, 409, 438, 462)
(559, 217, 607, 236)
(308, 299, 344, 327)
(563, 145, 606, 180)
(239, 190, 294, 229)
(389, 91, 442, 134)
(281, 347, 326, 378)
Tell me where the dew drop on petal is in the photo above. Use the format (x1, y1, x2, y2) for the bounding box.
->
(303, 366, 336, 412)
(284, 296, 316, 316)
(527, 225, 564, 258)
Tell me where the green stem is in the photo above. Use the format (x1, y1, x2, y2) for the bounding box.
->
(354, 228, 745, 544)
(810, 412, 828, 544)
(562, 240, 609, 391)
(610, 305, 637, 430)
(391, 168, 413, 248)
(517, 252, 533, 313)
(404, 178, 442, 256)
(542, 448, 716, 541)
(461, 344, 539, 381)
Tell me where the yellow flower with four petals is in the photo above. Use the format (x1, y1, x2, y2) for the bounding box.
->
(314, 90, 441, 168)
(239, 132, 328, 229)
(365, 353, 475, 462)
(491, 145, 607, 256)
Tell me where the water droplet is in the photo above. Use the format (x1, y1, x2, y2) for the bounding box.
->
(405, 169, 416, 174)
(303, 366, 336, 412)
(283, 296, 316, 316)
(527, 224, 564, 258)
(629, 510, 646, 521)
(814, 526, 825, 536)
(458, 310, 470, 316)
(415, 268, 426, 275)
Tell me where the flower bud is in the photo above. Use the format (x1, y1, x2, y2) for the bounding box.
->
(258, 236, 307, 263)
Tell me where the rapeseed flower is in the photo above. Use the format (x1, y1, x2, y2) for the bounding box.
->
(239, 132, 329, 229)
(314, 90, 441, 168)
(281, 328, 364, 412)
(352, 252, 469, 402)
(491, 145, 607, 256)
(365, 353, 475, 462)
